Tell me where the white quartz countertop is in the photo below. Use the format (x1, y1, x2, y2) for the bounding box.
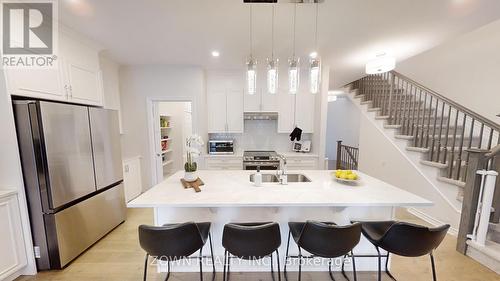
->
(203, 152, 319, 158)
(128, 170, 432, 208)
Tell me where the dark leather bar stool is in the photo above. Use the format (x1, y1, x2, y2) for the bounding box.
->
(222, 222, 282, 281)
(284, 221, 362, 281)
(138, 222, 215, 281)
(358, 221, 450, 281)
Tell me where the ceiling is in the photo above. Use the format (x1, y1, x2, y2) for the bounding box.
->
(59, 0, 500, 88)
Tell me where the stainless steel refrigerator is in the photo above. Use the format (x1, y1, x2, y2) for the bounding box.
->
(13, 100, 126, 270)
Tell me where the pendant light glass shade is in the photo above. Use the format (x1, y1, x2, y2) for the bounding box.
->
(309, 57, 320, 94)
(246, 57, 257, 95)
(288, 57, 299, 95)
(267, 58, 278, 94)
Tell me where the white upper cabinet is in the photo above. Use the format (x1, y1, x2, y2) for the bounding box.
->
(244, 65, 279, 112)
(5, 31, 103, 106)
(295, 90, 316, 133)
(226, 89, 244, 132)
(60, 34, 102, 105)
(5, 61, 65, 101)
(207, 91, 227, 133)
(277, 89, 295, 133)
(276, 66, 316, 134)
(207, 71, 244, 133)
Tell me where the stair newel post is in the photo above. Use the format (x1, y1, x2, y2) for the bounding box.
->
(491, 154, 500, 223)
(457, 149, 489, 254)
(336, 141, 343, 170)
(388, 72, 394, 124)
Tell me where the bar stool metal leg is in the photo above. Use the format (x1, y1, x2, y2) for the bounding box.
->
(271, 253, 275, 281)
(143, 254, 149, 281)
(341, 255, 347, 280)
(328, 259, 336, 281)
(430, 252, 437, 281)
(376, 247, 382, 281)
(208, 233, 216, 281)
(199, 248, 203, 281)
(165, 260, 171, 281)
(351, 251, 357, 281)
(385, 252, 397, 280)
(276, 249, 282, 281)
(284, 230, 291, 280)
(298, 247, 303, 281)
(223, 251, 228, 281)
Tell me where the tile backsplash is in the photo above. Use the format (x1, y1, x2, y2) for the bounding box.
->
(209, 120, 312, 154)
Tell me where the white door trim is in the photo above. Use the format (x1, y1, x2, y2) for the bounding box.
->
(146, 97, 197, 186)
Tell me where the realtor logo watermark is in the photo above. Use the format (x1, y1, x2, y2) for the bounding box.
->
(1, 0, 58, 68)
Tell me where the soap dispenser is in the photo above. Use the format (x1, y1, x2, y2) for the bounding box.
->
(254, 166, 262, 187)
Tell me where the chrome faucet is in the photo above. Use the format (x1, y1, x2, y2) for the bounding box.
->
(276, 154, 288, 185)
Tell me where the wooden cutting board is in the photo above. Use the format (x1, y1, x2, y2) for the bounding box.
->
(180, 178, 204, 193)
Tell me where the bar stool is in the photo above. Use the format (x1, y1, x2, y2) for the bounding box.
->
(284, 221, 361, 281)
(222, 222, 282, 281)
(138, 222, 215, 281)
(358, 221, 450, 281)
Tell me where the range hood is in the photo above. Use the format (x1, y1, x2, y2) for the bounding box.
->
(244, 112, 278, 120)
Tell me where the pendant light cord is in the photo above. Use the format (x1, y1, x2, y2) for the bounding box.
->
(292, 3, 297, 57)
(271, 5, 275, 59)
(314, 2, 318, 51)
(250, 5, 253, 57)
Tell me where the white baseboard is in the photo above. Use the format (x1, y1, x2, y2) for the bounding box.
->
(407, 207, 458, 236)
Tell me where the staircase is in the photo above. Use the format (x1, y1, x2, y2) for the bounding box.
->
(346, 71, 500, 273)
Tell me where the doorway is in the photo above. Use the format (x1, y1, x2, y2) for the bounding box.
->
(325, 94, 361, 169)
(150, 101, 193, 184)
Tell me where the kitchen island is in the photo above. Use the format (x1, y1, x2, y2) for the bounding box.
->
(128, 170, 432, 272)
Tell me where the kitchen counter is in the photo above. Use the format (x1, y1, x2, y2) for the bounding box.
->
(128, 170, 430, 208)
(128, 170, 431, 273)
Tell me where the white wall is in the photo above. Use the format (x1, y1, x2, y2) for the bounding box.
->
(0, 71, 37, 276)
(397, 19, 500, 122)
(119, 66, 206, 191)
(357, 110, 460, 231)
(325, 95, 361, 166)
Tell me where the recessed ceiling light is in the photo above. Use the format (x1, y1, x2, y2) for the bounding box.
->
(309, 52, 318, 59)
(211, 51, 220, 57)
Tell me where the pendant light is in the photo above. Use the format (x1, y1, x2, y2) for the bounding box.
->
(309, 2, 320, 94)
(267, 5, 278, 94)
(246, 5, 257, 95)
(288, 3, 299, 95)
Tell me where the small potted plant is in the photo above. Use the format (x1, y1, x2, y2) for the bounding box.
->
(184, 134, 204, 182)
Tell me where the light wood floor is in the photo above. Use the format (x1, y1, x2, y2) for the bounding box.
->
(16, 208, 499, 281)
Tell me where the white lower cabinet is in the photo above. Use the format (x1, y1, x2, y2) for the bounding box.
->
(286, 156, 318, 170)
(123, 157, 143, 202)
(205, 157, 243, 170)
(0, 192, 27, 280)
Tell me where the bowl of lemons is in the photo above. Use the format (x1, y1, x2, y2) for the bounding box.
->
(332, 170, 360, 184)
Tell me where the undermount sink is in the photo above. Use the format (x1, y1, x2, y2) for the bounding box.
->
(249, 173, 311, 183)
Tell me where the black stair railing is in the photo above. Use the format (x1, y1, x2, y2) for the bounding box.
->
(336, 140, 359, 170)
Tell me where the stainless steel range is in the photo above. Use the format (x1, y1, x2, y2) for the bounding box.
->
(243, 151, 280, 170)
